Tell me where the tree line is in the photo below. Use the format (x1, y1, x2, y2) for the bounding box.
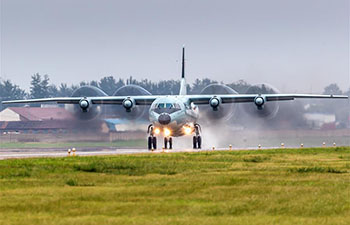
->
(1, 73, 349, 100)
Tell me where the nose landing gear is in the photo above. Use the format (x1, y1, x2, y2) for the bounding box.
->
(193, 123, 202, 149)
(164, 137, 173, 149)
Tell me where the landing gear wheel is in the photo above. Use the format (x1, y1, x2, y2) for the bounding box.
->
(197, 136, 202, 149)
(148, 136, 152, 150)
(193, 136, 201, 149)
(164, 137, 168, 149)
(152, 137, 157, 150)
(169, 137, 173, 149)
(193, 136, 198, 149)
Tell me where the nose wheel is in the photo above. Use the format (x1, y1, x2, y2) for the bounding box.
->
(164, 137, 173, 149)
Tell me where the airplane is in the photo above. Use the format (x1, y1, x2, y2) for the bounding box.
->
(3, 47, 348, 150)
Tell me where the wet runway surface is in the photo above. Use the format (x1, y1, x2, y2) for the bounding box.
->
(0, 146, 269, 160)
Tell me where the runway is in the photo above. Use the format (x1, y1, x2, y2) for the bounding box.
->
(0, 146, 269, 160)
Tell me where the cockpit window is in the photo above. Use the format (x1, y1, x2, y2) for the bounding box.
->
(157, 103, 179, 109)
(153, 102, 181, 114)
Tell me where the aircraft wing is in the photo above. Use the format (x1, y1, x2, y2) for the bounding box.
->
(1, 96, 160, 105)
(188, 94, 348, 105)
(2, 94, 347, 106)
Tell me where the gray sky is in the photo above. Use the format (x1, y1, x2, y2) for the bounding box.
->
(1, 0, 349, 93)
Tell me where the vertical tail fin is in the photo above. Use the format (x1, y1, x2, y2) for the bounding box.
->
(179, 46, 187, 95)
(182, 46, 185, 78)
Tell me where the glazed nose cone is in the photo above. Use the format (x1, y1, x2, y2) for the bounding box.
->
(158, 113, 171, 125)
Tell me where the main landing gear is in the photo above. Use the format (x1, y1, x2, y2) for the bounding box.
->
(147, 124, 202, 150)
(193, 123, 202, 149)
(147, 125, 157, 150)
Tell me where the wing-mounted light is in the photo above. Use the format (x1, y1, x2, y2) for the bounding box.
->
(209, 96, 222, 111)
(122, 97, 135, 112)
(79, 97, 91, 112)
(254, 95, 265, 110)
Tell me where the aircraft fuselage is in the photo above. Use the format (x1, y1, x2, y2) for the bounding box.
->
(149, 96, 199, 137)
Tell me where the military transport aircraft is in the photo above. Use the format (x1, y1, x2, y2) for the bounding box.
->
(3, 48, 348, 150)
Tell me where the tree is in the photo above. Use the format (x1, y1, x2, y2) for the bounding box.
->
(0, 79, 27, 110)
(99, 76, 118, 95)
(30, 73, 50, 98)
(58, 83, 74, 97)
(48, 85, 59, 97)
(115, 78, 125, 91)
(89, 80, 99, 88)
(227, 80, 252, 93)
(323, 83, 342, 95)
(190, 78, 218, 94)
(0, 80, 26, 101)
(79, 81, 89, 87)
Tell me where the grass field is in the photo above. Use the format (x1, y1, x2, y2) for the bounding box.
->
(0, 140, 145, 149)
(0, 147, 349, 225)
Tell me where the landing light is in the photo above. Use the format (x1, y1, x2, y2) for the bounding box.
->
(184, 126, 192, 135)
(154, 128, 160, 135)
(164, 128, 171, 137)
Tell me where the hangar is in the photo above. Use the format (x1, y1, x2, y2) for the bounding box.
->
(0, 107, 74, 121)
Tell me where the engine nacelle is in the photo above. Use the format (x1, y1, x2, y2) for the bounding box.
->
(122, 98, 135, 112)
(242, 83, 279, 119)
(254, 96, 265, 110)
(111, 85, 151, 120)
(200, 84, 238, 122)
(79, 98, 91, 112)
(66, 86, 108, 120)
(209, 96, 221, 110)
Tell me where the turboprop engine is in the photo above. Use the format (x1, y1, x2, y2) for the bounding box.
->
(66, 86, 108, 120)
(200, 84, 238, 121)
(112, 84, 152, 120)
(242, 83, 280, 119)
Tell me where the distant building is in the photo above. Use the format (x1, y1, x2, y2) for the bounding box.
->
(0, 107, 149, 135)
(0, 107, 74, 121)
(304, 113, 336, 129)
(101, 119, 148, 133)
(0, 107, 76, 133)
(0, 120, 76, 133)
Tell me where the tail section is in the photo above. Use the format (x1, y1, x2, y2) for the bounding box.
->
(179, 46, 187, 95)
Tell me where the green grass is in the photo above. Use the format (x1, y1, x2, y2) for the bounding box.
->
(0, 147, 349, 225)
(0, 139, 146, 149)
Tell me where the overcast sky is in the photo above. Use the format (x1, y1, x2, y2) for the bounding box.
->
(0, 0, 349, 93)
